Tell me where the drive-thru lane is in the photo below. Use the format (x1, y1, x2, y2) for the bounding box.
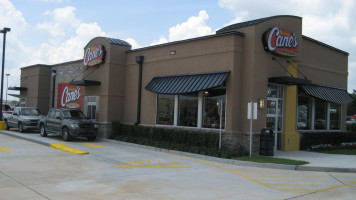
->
(1, 131, 356, 199)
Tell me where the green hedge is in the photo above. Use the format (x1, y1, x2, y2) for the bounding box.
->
(300, 131, 356, 150)
(111, 121, 248, 158)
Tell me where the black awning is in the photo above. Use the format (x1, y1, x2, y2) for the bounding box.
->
(145, 71, 230, 94)
(8, 87, 27, 91)
(8, 94, 20, 98)
(300, 84, 353, 104)
(69, 80, 101, 86)
(269, 76, 311, 85)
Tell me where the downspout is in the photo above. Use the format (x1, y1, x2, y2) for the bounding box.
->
(51, 70, 56, 108)
(135, 56, 144, 125)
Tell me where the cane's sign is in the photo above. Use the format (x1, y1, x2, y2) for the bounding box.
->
(83, 45, 106, 67)
(57, 83, 83, 109)
(262, 27, 299, 57)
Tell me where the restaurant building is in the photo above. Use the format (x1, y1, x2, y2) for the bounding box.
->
(16, 15, 353, 152)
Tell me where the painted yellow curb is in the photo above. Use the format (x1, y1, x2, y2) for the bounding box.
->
(81, 143, 103, 148)
(0, 146, 12, 152)
(50, 143, 89, 155)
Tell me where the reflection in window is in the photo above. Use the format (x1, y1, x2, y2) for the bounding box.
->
(267, 85, 284, 98)
(156, 94, 174, 125)
(202, 89, 226, 129)
(314, 99, 327, 130)
(178, 93, 198, 127)
(330, 103, 340, 130)
(297, 96, 312, 130)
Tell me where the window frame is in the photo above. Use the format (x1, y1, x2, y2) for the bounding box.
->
(297, 94, 342, 131)
(155, 87, 226, 130)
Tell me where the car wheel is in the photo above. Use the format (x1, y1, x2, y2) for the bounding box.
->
(62, 127, 71, 141)
(87, 136, 96, 141)
(18, 122, 24, 133)
(5, 120, 10, 130)
(40, 124, 47, 137)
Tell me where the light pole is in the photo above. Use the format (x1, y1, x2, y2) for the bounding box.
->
(6, 73, 10, 104)
(0, 27, 11, 121)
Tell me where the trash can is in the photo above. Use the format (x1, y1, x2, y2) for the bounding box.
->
(260, 128, 274, 156)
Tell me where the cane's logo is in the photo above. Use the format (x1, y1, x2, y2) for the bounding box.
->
(83, 45, 106, 67)
(61, 86, 81, 108)
(262, 27, 299, 57)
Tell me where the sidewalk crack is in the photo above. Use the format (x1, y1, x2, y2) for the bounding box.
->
(0, 171, 51, 200)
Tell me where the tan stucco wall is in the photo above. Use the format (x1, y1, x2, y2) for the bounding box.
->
(123, 33, 244, 132)
(20, 65, 51, 114)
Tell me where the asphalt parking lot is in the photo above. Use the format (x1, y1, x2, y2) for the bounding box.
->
(1, 131, 356, 200)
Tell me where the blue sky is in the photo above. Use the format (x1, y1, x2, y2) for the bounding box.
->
(1, 0, 356, 101)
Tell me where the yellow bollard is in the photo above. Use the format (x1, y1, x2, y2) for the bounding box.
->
(0, 121, 5, 130)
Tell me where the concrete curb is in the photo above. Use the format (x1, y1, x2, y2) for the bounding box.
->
(1, 131, 89, 155)
(2, 131, 356, 173)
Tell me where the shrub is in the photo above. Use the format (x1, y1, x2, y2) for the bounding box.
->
(300, 131, 356, 150)
(111, 121, 248, 158)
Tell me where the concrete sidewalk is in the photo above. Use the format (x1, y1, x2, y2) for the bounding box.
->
(2, 130, 356, 173)
(275, 150, 356, 173)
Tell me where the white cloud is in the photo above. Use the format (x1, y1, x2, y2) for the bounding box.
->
(168, 10, 212, 42)
(36, 6, 80, 37)
(150, 36, 168, 46)
(148, 10, 213, 47)
(0, 0, 26, 30)
(125, 38, 142, 49)
(31, 22, 106, 64)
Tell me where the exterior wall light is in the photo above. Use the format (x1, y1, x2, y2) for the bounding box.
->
(259, 98, 265, 109)
(170, 50, 176, 55)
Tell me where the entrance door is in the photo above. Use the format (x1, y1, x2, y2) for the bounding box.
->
(85, 96, 99, 120)
(266, 85, 284, 151)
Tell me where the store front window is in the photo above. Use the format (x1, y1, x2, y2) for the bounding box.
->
(314, 99, 327, 130)
(203, 89, 226, 129)
(155, 87, 226, 129)
(156, 94, 174, 125)
(178, 93, 198, 127)
(297, 91, 341, 131)
(297, 96, 312, 130)
(329, 103, 341, 130)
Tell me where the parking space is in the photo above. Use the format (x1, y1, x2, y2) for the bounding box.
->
(2, 131, 356, 199)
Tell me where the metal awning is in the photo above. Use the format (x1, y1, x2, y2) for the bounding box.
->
(269, 76, 311, 85)
(69, 80, 101, 86)
(145, 71, 230, 94)
(300, 84, 353, 104)
(8, 87, 27, 91)
(8, 94, 20, 98)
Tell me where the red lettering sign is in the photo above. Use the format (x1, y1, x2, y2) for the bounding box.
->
(83, 45, 106, 67)
(262, 27, 299, 57)
(57, 83, 83, 109)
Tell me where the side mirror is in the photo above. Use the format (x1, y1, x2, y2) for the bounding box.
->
(56, 116, 61, 120)
(13, 113, 18, 116)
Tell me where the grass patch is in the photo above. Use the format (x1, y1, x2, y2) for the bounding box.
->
(233, 155, 309, 165)
(314, 149, 356, 155)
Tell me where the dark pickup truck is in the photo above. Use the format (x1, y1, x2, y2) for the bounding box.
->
(39, 108, 98, 141)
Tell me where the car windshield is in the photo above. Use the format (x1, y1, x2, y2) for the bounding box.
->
(21, 108, 39, 116)
(2, 104, 11, 111)
(62, 110, 86, 119)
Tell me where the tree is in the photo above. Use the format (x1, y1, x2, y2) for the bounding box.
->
(347, 90, 356, 116)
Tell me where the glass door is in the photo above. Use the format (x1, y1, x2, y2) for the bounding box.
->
(266, 85, 284, 151)
(85, 96, 99, 121)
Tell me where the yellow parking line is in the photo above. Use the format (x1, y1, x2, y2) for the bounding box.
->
(269, 183, 340, 186)
(50, 143, 89, 154)
(0, 146, 12, 152)
(170, 153, 356, 194)
(81, 143, 103, 148)
(116, 165, 190, 168)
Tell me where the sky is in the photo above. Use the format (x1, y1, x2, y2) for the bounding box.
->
(1, 0, 356, 101)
